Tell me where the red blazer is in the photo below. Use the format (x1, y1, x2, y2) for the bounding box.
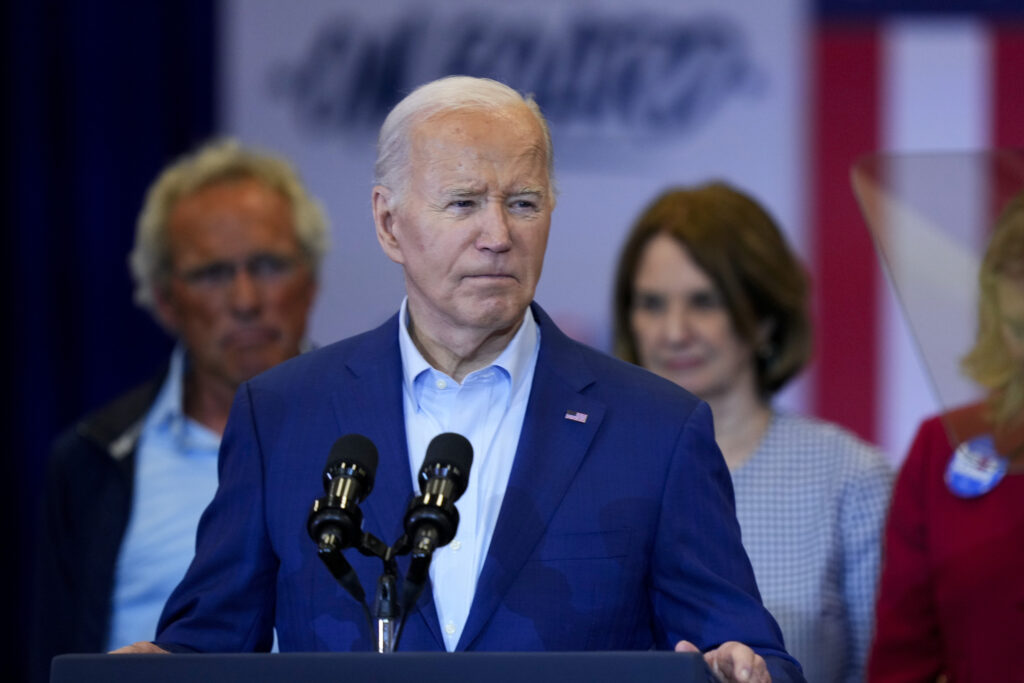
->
(868, 404, 1024, 682)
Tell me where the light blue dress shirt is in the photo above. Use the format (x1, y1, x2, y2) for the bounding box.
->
(105, 346, 220, 651)
(398, 298, 541, 651)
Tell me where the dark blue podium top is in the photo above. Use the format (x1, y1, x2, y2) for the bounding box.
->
(52, 651, 711, 683)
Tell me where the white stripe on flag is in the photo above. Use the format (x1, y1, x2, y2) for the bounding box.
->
(877, 18, 991, 464)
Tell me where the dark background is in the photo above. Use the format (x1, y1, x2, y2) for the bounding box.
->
(3, 3, 215, 681)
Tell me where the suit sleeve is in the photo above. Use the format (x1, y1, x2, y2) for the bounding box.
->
(154, 382, 278, 652)
(649, 401, 805, 682)
(31, 429, 131, 680)
(31, 437, 82, 681)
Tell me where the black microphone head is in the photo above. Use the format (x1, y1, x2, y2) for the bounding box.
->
(323, 433, 379, 493)
(420, 432, 473, 496)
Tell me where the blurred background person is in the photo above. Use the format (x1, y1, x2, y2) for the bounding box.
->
(31, 139, 328, 681)
(868, 188, 1024, 682)
(613, 181, 893, 683)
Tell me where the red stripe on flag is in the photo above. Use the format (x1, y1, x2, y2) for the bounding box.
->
(990, 21, 1024, 223)
(993, 21, 1024, 149)
(809, 23, 881, 443)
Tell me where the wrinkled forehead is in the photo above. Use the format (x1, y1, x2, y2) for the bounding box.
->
(409, 106, 548, 172)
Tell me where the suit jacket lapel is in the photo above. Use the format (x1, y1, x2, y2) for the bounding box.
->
(327, 313, 446, 649)
(458, 304, 606, 650)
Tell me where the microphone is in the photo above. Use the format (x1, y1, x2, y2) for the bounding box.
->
(308, 433, 379, 548)
(401, 432, 473, 609)
(307, 434, 379, 603)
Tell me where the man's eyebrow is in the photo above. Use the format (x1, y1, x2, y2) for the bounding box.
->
(438, 184, 546, 199)
(442, 185, 486, 197)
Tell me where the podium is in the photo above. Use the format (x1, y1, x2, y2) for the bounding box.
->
(51, 651, 712, 682)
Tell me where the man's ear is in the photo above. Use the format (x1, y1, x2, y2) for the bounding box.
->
(151, 284, 180, 335)
(372, 185, 404, 265)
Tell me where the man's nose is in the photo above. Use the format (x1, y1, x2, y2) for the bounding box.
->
(228, 269, 261, 317)
(476, 202, 512, 252)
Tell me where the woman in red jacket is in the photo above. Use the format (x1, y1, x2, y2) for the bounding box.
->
(868, 189, 1024, 682)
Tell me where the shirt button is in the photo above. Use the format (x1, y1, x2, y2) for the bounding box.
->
(435, 379, 447, 390)
(445, 621, 456, 635)
(451, 540, 462, 551)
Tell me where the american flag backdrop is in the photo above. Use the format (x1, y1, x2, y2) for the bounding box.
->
(220, 0, 1024, 465)
(810, 7, 1024, 462)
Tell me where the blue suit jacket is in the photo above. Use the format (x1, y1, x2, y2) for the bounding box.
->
(156, 304, 803, 680)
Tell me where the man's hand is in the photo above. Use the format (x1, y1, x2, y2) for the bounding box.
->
(109, 641, 169, 654)
(675, 640, 770, 683)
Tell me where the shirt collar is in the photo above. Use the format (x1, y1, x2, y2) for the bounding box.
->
(144, 344, 189, 430)
(397, 297, 540, 404)
(142, 344, 219, 446)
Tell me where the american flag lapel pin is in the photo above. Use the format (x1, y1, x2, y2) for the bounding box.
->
(564, 409, 588, 424)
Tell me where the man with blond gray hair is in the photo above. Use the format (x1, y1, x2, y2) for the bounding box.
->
(117, 77, 804, 682)
(33, 139, 327, 680)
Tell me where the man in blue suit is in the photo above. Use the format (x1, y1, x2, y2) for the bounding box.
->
(117, 76, 803, 682)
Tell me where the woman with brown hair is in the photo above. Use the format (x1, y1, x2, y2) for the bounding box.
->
(868, 190, 1024, 682)
(613, 181, 892, 683)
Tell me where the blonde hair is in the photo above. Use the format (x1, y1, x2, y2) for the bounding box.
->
(961, 189, 1024, 426)
(129, 138, 329, 310)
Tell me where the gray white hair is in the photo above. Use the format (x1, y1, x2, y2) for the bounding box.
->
(374, 75, 556, 202)
(129, 138, 330, 311)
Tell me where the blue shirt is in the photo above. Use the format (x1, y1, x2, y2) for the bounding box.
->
(398, 298, 540, 650)
(105, 346, 220, 650)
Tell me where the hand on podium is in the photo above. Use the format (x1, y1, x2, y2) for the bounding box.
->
(675, 640, 770, 683)
(109, 641, 169, 654)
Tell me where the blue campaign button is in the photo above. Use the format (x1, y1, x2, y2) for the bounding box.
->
(945, 435, 1009, 498)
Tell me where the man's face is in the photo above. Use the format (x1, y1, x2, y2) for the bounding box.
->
(155, 177, 317, 389)
(374, 105, 552, 339)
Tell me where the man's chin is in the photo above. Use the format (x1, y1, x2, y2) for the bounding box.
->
(462, 298, 530, 331)
(227, 349, 294, 383)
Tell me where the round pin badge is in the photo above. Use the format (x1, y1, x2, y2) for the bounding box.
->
(945, 435, 1009, 498)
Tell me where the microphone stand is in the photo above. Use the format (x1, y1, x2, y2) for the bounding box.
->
(311, 510, 430, 653)
(374, 560, 399, 653)
(354, 532, 402, 653)
(310, 477, 460, 652)
(372, 532, 439, 653)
